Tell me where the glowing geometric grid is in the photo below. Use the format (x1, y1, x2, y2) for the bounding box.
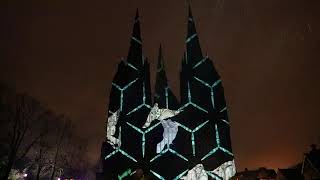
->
(126, 121, 162, 158)
(112, 78, 139, 111)
(179, 81, 208, 113)
(193, 76, 221, 110)
(104, 127, 137, 162)
(176, 120, 209, 156)
(201, 124, 233, 161)
(127, 82, 151, 115)
(149, 143, 188, 163)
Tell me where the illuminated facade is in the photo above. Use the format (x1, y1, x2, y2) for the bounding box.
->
(100, 7, 235, 180)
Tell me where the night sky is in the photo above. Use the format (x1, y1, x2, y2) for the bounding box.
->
(2, 0, 320, 171)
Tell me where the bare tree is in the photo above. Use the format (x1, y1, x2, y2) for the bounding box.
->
(2, 93, 48, 180)
(50, 117, 71, 180)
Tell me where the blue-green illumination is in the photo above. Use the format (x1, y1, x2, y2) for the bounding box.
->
(201, 123, 234, 161)
(150, 170, 165, 180)
(105, 127, 137, 162)
(173, 169, 189, 180)
(206, 171, 223, 180)
(186, 33, 197, 43)
(132, 37, 142, 44)
(127, 63, 138, 71)
(177, 120, 209, 156)
(165, 87, 169, 109)
(220, 107, 227, 112)
(127, 82, 151, 115)
(112, 78, 139, 111)
(221, 119, 230, 125)
(179, 82, 208, 113)
(150, 144, 188, 163)
(118, 169, 132, 180)
(193, 77, 222, 110)
(126, 122, 161, 158)
(193, 56, 208, 69)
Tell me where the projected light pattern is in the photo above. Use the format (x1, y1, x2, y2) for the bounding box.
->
(201, 124, 233, 161)
(127, 62, 138, 71)
(104, 127, 137, 162)
(177, 120, 209, 156)
(165, 87, 169, 109)
(192, 56, 208, 69)
(127, 82, 151, 115)
(149, 143, 188, 163)
(112, 78, 139, 111)
(206, 171, 223, 180)
(102, 6, 235, 179)
(193, 76, 222, 110)
(179, 82, 208, 113)
(126, 121, 161, 158)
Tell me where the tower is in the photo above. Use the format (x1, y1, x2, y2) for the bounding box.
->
(178, 5, 235, 179)
(101, 9, 154, 179)
(154, 45, 179, 110)
(100, 6, 235, 180)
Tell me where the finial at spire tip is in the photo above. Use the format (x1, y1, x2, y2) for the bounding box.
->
(135, 8, 139, 20)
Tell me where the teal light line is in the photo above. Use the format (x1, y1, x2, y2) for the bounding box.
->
(112, 78, 138, 111)
(177, 120, 209, 156)
(220, 107, 227, 112)
(165, 87, 169, 109)
(186, 33, 197, 43)
(126, 122, 161, 158)
(168, 148, 188, 161)
(193, 56, 208, 69)
(221, 119, 230, 125)
(119, 149, 137, 162)
(118, 169, 132, 180)
(105, 126, 137, 162)
(127, 82, 151, 115)
(179, 81, 208, 113)
(173, 169, 189, 180)
(127, 63, 138, 71)
(150, 170, 165, 180)
(150, 148, 168, 162)
(132, 37, 142, 44)
(193, 77, 222, 109)
(201, 123, 234, 161)
(206, 171, 223, 180)
(215, 124, 220, 146)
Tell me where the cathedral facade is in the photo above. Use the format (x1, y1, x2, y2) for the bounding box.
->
(99, 6, 235, 180)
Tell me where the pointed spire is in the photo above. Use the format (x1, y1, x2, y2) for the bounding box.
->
(155, 44, 168, 87)
(154, 45, 179, 109)
(185, 4, 203, 67)
(127, 8, 143, 69)
(157, 44, 165, 73)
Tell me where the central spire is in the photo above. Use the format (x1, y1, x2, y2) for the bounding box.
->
(127, 9, 143, 69)
(154, 45, 179, 109)
(185, 5, 204, 67)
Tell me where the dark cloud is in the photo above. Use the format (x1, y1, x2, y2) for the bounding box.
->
(2, 0, 320, 170)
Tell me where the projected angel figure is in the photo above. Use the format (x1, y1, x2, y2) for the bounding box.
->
(106, 109, 121, 148)
(143, 103, 181, 153)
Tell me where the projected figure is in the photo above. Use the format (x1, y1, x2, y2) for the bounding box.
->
(143, 103, 180, 128)
(143, 103, 181, 153)
(106, 110, 121, 148)
(181, 164, 208, 180)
